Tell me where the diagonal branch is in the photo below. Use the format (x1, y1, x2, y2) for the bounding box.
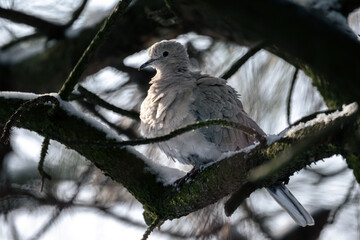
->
(58, 0, 133, 100)
(64, 0, 89, 28)
(0, 6, 65, 39)
(220, 41, 265, 80)
(77, 85, 140, 120)
(0, 0, 89, 40)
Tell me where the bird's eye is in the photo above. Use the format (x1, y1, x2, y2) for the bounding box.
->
(162, 51, 169, 57)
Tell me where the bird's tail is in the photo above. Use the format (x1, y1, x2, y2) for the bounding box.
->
(266, 183, 314, 227)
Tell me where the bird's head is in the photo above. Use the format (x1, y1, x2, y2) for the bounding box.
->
(139, 40, 190, 72)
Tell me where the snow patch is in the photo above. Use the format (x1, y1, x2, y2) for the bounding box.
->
(126, 146, 186, 185)
(284, 102, 358, 137)
(216, 141, 260, 163)
(0, 91, 39, 100)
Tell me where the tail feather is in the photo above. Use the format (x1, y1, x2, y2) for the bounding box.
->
(266, 183, 314, 227)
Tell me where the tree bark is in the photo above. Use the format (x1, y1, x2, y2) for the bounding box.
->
(0, 93, 358, 224)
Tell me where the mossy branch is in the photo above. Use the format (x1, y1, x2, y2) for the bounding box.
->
(0, 95, 59, 144)
(58, 0, 133, 100)
(0, 93, 358, 225)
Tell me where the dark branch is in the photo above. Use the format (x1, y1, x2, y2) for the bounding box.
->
(0, 95, 59, 144)
(64, 0, 89, 28)
(286, 68, 299, 125)
(38, 136, 51, 192)
(58, 0, 133, 100)
(0, 7, 65, 39)
(0, 0, 88, 41)
(77, 85, 140, 120)
(63, 119, 266, 148)
(220, 42, 265, 80)
(76, 98, 140, 139)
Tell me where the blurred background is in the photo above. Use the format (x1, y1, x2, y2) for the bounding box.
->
(0, 0, 359, 239)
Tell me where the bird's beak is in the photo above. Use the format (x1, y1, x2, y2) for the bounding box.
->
(138, 59, 155, 71)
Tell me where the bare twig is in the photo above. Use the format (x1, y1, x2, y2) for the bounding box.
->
(77, 85, 140, 120)
(243, 200, 273, 239)
(329, 179, 357, 224)
(220, 42, 265, 80)
(76, 99, 140, 139)
(0, 32, 42, 50)
(38, 137, 52, 192)
(64, 0, 89, 28)
(305, 166, 348, 184)
(29, 207, 63, 240)
(0, 0, 88, 42)
(286, 68, 299, 125)
(65, 119, 266, 148)
(0, 6, 65, 39)
(58, 0, 133, 100)
(141, 217, 164, 240)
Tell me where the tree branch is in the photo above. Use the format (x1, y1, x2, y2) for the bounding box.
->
(58, 0, 133, 100)
(77, 85, 140, 120)
(0, 92, 358, 225)
(0, 0, 88, 40)
(177, 0, 360, 107)
(220, 41, 265, 80)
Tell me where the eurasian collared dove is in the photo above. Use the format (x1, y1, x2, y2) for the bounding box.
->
(139, 40, 314, 227)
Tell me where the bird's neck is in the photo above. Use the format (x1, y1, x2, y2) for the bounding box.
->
(150, 66, 192, 85)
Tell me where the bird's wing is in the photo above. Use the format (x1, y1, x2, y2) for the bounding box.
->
(190, 76, 265, 151)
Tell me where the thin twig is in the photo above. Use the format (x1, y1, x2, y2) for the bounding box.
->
(64, 119, 266, 148)
(0, 95, 59, 144)
(220, 42, 265, 80)
(0, 32, 42, 50)
(77, 85, 140, 120)
(286, 68, 299, 125)
(0, 6, 65, 38)
(58, 0, 133, 100)
(64, 0, 89, 28)
(243, 200, 273, 239)
(77, 99, 140, 139)
(329, 179, 357, 224)
(38, 137, 52, 192)
(29, 207, 63, 240)
(141, 217, 164, 240)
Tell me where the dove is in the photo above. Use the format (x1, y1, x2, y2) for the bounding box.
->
(139, 40, 314, 227)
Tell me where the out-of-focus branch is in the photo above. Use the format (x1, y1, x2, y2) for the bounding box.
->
(0, 32, 42, 50)
(278, 208, 331, 240)
(76, 98, 140, 139)
(243, 200, 273, 239)
(64, 0, 89, 28)
(220, 42, 265, 80)
(0, 0, 88, 40)
(0, 7, 65, 39)
(286, 68, 299, 125)
(305, 166, 348, 184)
(38, 136, 51, 191)
(329, 179, 357, 223)
(77, 85, 140, 120)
